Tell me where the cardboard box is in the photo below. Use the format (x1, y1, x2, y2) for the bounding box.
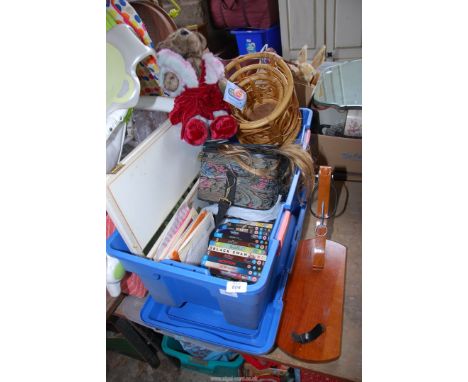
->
(310, 133, 362, 181)
(294, 80, 314, 108)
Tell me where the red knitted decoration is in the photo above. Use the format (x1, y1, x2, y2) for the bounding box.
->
(169, 83, 230, 125)
(210, 115, 238, 139)
(169, 59, 231, 145)
(182, 118, 208, 145)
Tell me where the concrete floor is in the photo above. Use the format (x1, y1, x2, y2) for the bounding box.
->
(107, 180, 361, 381)
(107, 350, 212, 382)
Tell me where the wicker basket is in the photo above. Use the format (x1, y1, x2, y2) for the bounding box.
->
(225, 52, 302, 145)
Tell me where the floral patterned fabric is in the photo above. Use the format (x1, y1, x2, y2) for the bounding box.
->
(198, 149, 286, 210)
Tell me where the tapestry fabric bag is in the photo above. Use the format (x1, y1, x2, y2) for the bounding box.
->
(197, 143, 288, 211)
(209, 0, 279, 29)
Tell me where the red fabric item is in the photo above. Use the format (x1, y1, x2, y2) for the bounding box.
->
(121, 273, 147, 298)
(169, 59, 231, 145)
(169, 82, 229, 125)
(210, 115, 238, 139)
(209, 0, 279, 29)
(301, 369, 349, 382)
(106, 214, 147, 298)
(242, 355, 283, 370)
(106, 214, 116, 239)
(182, 118, 209, 145)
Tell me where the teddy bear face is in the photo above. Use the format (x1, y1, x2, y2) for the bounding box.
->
(157, 28, 207, 78)
(163, 71, 179, 92)
(156, 48, 199, 97)
(157, 28, 207, 59)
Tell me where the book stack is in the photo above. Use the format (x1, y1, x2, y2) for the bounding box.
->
(152, 204, 215, 265)
(201, 218, 273, 284)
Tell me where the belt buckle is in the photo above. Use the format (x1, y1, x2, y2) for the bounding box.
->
(219, 197, 232, 206)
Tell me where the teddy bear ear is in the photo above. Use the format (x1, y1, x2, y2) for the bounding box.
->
(196, 32, 207, 51)
(156, 40, 170, 51)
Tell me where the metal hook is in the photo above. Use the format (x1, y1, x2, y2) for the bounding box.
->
(320, 201, 325, 225)
(315, 201, 328, 237)
(310, 178, 338, 219)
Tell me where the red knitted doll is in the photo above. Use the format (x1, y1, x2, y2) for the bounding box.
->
(156, 48, 237, 145)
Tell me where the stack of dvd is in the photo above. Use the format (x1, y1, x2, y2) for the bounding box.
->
(201, 219, 273, 284)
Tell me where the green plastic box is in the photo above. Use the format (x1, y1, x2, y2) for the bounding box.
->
(161, 336, 244, 377)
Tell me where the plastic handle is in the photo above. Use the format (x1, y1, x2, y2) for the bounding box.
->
(112, 74, 135, 104)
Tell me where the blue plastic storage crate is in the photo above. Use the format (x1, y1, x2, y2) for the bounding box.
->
(230, 25, 282, 55)
(140, 201, 308, 355)
(161, 336, 244, 377)
(106, 108, 312, 331)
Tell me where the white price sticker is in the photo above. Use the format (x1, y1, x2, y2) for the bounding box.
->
(226, 281, 247, 294)
(223, 81, 247, 110)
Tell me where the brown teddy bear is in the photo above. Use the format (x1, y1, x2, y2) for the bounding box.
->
(157, 28, 207, 79)
(155, 28, 237, 146)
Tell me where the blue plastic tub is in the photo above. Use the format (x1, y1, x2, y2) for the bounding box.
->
(106, 108, 312, 331)
(230, 25, 282, 55)
(140, 202, 308, 355)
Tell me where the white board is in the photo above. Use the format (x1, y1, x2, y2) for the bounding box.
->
(106, 119, 201, 255)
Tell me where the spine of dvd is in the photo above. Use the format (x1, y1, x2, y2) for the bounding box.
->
(207, 244, 268, 261)
(217, 223, 272, 236)
(223, 219, 274, 229)
(202, 260, 251, 275)
(204, 252, 265, 269)
(209, 240, 266, 256)
(212, 236, 269, 251)
(213, 230, 262, 242)
(209, 268, 260, 283)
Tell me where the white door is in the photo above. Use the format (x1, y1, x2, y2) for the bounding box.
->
(279, 0, 361, 61)
(279, 0, 326, 60)
(325, 0, 362, 60)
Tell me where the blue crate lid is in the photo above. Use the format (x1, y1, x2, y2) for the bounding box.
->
(141, 268, 289, 354)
